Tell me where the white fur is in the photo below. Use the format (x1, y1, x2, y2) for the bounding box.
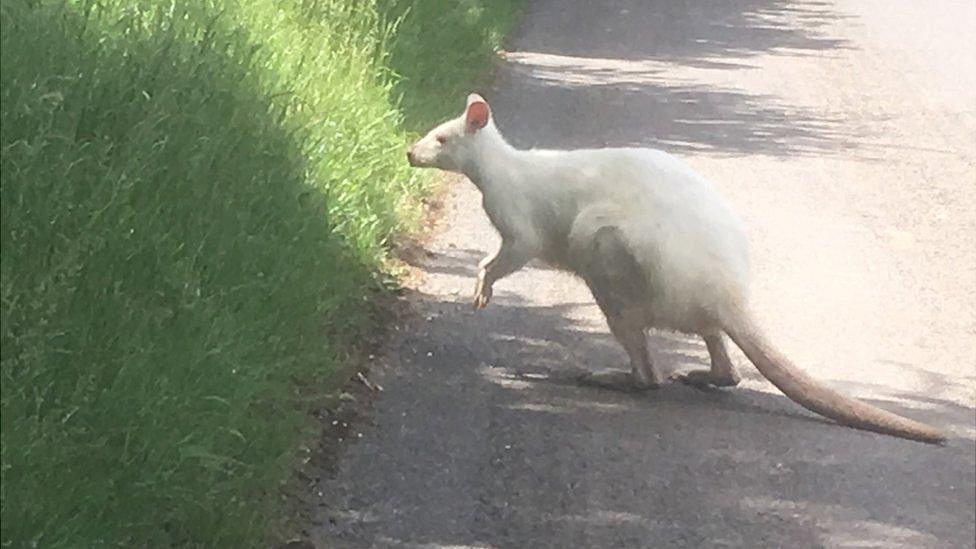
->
(407, 95, 948, 443)
(408, 99, 749, 334)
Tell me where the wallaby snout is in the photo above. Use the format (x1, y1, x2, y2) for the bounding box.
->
(405, 134, 441, 169)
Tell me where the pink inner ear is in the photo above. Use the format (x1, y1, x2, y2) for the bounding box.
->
(465, 101, 490, 132)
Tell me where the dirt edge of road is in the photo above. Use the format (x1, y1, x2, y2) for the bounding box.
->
(275, 174, 461, 548)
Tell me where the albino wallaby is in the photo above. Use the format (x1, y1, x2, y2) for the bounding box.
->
(407, 93, 946, 444)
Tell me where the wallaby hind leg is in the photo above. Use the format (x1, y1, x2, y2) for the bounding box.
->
(574, 226, 662, 390)
(673, 334, 741, 388)
(578, 311, 662, 390)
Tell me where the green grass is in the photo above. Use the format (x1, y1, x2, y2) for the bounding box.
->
(380, 0, 522, 131)
(0, 0, 518, 546)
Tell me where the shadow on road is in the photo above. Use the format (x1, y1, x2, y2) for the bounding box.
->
(315, 244, 975, 548)
(513, 0, 852, 64)
(489, 0, 868, 157)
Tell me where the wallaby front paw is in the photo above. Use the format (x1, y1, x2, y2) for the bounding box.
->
(473, 292, 491, 309)
(472, 278, 492, 309)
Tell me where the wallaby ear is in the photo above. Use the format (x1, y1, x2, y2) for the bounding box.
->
(465, 93, 490, 133)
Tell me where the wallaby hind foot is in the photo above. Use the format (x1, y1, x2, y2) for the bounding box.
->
(577, 314, 663, 392)
(578, 368, 659, 392)
(673, 334, 741, 388)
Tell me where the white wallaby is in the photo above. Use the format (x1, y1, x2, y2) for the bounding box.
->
(407, 93, 946, 444)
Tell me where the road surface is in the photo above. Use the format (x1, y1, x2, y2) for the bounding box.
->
(308, 1, 976, 547)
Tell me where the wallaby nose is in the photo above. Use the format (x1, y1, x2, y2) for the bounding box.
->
(406, 149, 415, 166)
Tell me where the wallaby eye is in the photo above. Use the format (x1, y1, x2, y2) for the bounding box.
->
(436, 135, 447, 144)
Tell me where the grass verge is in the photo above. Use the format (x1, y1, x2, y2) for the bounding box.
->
(380, 0, 522, 132)
(0, 0, 518, 546)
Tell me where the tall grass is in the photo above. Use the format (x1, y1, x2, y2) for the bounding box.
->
(380, 0, 522, 131)
(0, 0, 518, 546)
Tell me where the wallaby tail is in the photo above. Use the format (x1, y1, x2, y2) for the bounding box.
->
(724, 311, 947, 445)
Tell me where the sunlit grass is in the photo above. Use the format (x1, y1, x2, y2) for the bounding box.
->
(0, 0, 518, 546)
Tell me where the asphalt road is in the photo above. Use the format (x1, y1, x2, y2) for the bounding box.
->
(309, 1, 976, 547)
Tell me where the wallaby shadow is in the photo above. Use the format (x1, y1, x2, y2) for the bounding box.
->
(316, 243, 976, 548)
(488, 0, 874, 158)
(406, 247, 564, 280)
(403, 246, 482, 278)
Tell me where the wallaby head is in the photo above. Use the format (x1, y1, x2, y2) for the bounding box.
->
(407, 93, 494, 172)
